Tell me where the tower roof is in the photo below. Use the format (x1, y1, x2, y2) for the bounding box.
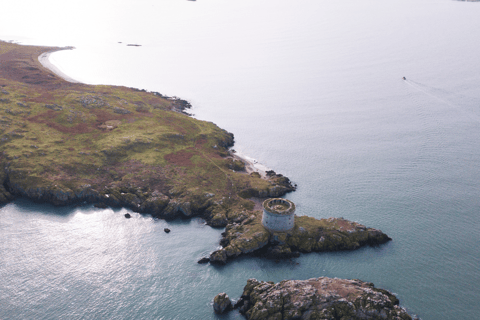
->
(263, 198, 295, 216)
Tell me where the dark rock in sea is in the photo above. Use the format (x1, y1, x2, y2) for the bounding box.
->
(94, 203, 108, 209)
(209, 249, 227, 265)
(197, 257, 210, 264)
(230, 277, 414, 320)
(164, 228, 171, 233)
(213, 292, 232, 314)
(0, 40, 302, 264)
(124, 213, 131, 219)
(264, 245, 300, 260)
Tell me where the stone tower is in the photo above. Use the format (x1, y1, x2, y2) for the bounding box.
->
(262, 198, 296, 232)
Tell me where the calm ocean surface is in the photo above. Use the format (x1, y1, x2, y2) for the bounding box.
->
(1, 0, 480, 319)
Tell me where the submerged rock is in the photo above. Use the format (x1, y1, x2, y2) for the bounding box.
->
(213, 292, 232, 314)
(232, 277, 414, 320)
(197, 257, 210, 264)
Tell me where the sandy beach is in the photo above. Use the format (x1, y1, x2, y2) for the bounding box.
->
(38, 48, 81, 84)
(231, 151, 270, 178)
(34, 41, 271, 181)
(34, 42, 271, 182)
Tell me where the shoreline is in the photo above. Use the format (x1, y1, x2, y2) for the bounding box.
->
(0, 40, 403, 318)
(35, 41, 275, 180)
(0, 39, 297, 221)
(38, 47, 81, 84)
(231, 151, 270, 178)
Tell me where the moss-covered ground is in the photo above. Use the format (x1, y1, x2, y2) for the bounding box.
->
(0, 40, 295, 223)
(208, 210, 391, 264)
(0, 41, 390, 265)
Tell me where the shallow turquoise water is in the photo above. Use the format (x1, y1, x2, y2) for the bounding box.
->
(1, 0, 480, 319)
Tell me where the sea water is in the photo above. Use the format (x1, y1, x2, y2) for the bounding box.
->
(1, 0, 480, 319)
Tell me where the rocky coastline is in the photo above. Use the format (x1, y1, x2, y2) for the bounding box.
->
(0, 40, 295, 223)
(0, 40, 392, 265)
(0, 40, 406, 318)
(203, 213, 390, 265)
(215, 277, 415, 320)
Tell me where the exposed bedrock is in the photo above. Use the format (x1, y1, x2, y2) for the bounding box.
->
(213, 292, 232, 314)
(227, 277, 415, 320)
(207, 213, 391, 265)
(2, 166, 389, 266)
(0, 161, 295, 226)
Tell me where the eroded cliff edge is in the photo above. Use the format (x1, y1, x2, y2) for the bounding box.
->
(0, 40, 294, 225)
(0, 40, 390, 264)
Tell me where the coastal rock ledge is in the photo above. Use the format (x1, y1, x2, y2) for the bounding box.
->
(225, 277, 416, 320)
(206, 214, 391, 265)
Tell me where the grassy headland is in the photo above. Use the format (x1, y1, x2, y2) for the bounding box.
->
(0, 40, 390, 264)
(0, 40, 294, 226)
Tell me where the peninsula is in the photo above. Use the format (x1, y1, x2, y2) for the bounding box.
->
(0, 40, 390, 263)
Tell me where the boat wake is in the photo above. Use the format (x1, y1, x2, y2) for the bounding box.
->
(404, 78, 480, 123)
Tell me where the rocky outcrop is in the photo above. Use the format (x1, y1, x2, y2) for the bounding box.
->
(213, 292, 232, 314)
(0, 170, 14, 203)
(207, 212, 391, 265)
(230, 277, 414, 320)
(238, 171, 296, 199)
(0, 41, 390, 269)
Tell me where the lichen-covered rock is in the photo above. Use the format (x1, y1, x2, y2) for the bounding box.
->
(213, 292, 232, 314)
(138, 191, 170, 213)
(0, 41, 294, 223)
(234, 277, 413, 320)
(208, 211, 391, 264)
(0, 41, 390, 270)
(160, 199, 191, 220)
(0, 184, 14, 204)
(210, 210, 228, 228)
(285, 216, 391, 252)
(210, 249, 227, 264)
(209, 213, 270, 264)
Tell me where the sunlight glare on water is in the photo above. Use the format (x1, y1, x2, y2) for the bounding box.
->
(1, 0, 480, 319)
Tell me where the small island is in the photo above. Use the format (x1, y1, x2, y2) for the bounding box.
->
(0, 40, 390, 264)
(205, 198, 390, 264)
(215, 278, 415, 319)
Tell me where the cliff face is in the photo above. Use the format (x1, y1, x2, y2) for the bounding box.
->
(0, 40, 295, 228)
(234, 278, 414, 320)
(1, 41, 390, 268)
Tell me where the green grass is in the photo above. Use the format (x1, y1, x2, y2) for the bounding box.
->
(0, 40, 287, 214)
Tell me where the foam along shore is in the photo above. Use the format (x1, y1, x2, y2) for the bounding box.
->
(231, 151, 270, 178)
(36, 43, 278, 181)
(0, 40, 390, 267)
(0, 39, 297, 227)
(38, 47, 81, 84)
